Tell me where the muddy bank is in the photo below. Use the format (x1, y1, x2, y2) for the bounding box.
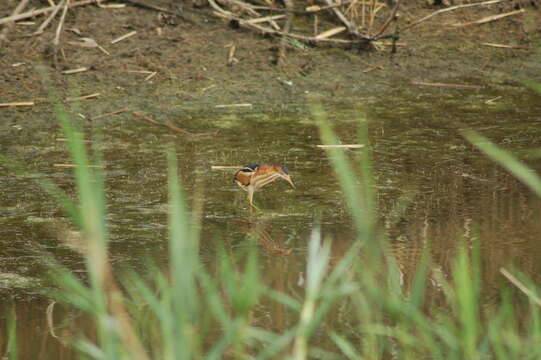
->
(1, 0, 540, 118)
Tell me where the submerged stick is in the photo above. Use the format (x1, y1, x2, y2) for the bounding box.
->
(215, 103, 252, 108)
(90, 108, 128, 120)
(480, 42, 528, 49)
(46, 301, 58, 338)
(411, 81, 483, 89)
(317, 144, 365, 149)
(133, 111, 194, 135)
(54, 164, 106, 168)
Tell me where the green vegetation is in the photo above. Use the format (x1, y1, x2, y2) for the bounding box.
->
(4, 99, 541, 359)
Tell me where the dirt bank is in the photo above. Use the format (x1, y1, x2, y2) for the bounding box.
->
(1, 0, 540, 117)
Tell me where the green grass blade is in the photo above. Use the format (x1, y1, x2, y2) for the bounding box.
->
(463, 131, 541, 197)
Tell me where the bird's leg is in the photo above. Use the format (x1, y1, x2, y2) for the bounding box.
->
(248, 188, 261, 212)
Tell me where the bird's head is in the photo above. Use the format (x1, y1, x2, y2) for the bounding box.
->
(276, 165, 295, 189)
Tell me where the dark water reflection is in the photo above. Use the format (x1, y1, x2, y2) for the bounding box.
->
(1, 88, 541, 357)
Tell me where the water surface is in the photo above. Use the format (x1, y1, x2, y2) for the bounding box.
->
(1, 86, 541, 358)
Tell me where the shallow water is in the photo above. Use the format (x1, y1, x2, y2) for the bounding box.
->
(1, 86, 541, 358)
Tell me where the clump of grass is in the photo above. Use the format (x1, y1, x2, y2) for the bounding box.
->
(4, 97, 541, 359)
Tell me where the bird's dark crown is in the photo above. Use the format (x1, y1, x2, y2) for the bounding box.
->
(244, 164, 259, 172)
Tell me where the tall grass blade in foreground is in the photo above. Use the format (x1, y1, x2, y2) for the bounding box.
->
(463, 131, 541, 197)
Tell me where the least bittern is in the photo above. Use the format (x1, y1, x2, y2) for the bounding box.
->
(233, 164, 295, 209)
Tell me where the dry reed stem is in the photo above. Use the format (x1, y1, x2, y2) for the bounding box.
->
(56, 137, 94, 142)
(62, 67, 88, 74)
(480, 42, 528, 49)
(54, 164, 106, 168)
(411, 81, 483, 89)
(215, 103, 252, 108)
(317, 144, 365, 148)
(110, 30, 136, 44)
(0, 101, 34, 107)
(451, 9, 524, 27)
(211, 166, 244, 170)
(66, 92, 100, 102)
(316, 26, 347, 39)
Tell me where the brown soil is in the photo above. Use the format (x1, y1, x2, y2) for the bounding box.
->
(1, 0, 540, 115)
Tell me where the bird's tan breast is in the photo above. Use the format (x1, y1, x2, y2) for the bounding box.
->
(234, 171, 253, 186)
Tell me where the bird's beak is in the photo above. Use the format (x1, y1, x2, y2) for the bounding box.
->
(282, 174, 295, 189)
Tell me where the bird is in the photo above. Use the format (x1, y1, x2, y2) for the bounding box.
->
(233, 164, 295, 209)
